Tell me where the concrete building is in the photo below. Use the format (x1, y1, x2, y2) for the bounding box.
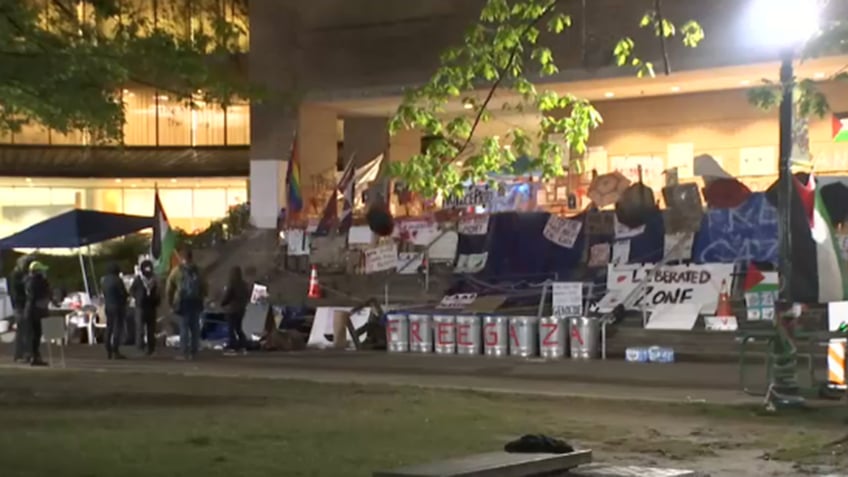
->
(248, 0, 848, 228)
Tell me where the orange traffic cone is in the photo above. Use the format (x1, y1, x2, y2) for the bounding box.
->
(307, 265, 321, 298)
(715, 279, 732, 317)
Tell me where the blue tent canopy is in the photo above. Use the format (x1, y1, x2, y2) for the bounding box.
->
(0, 209, 154, 249)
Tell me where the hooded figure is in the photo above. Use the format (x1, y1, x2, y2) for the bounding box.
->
(9, 254, 35, 362)
(220, 266, 249, 354)
(100, 262, 129, 360)
(130, 260, 161, 355)
(24, 260, 50, 366)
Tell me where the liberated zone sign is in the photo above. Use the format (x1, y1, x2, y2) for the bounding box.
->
(599, 264, 734, 313)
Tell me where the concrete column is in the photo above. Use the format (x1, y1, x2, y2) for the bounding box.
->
(298, 103, 339, 213)
(343, 116, 389, 167)
(248, 2, 301, 229)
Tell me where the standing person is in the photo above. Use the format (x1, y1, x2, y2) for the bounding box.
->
(220, 266, 249, 355)
(100, 262, 129, 360)
(166, 249, 207, 360)
(9, 255, 35, 363)
(24, 261, 50, 367)
(130, 259, 161, 356)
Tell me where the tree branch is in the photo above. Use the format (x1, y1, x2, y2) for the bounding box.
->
(655, 0, 671, 75)
(450, 0, 559, 164)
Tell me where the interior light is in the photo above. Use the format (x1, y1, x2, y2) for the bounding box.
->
(131, 184, 137, 188)
(604, 92, 615, 98)
(749, 0, 820, 49)
(25, 177, 32, 183)
(157, 95, 169, 102)
(670, 86, 681, 92)
(740, 80, 751, 86)
(115, 178, 122, 184)
(170, 178, 178, 183)
(814, 72, 826, 79)
(463, 101, 474, 110)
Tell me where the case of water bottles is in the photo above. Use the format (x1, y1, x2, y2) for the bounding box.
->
(625, 346, 675, 363)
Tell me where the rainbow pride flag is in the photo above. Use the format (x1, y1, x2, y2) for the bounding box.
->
(286, 134, 303, 216)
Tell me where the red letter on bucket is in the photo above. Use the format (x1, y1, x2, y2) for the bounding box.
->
(541, 322, 559, 346)
(457, 323, 471, 346)
(437, 322, 452, 345)
(410, 321, 421, 345)
(484, 323, 498, 346)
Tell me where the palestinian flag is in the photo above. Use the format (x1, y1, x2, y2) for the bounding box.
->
(152, 188, 178, 275)
(789, 173, 848, 303)
(833, 113, 848, 143)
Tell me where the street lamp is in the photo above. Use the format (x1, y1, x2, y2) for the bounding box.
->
(750, 0, 820, 409)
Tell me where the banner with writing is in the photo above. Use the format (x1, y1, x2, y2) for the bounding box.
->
(364, 243, 398, 274)
(438, 293, 478, 309)
(543, 216, 582, 248)
(286, 229, 310, 256)
(552, 282, 583, 317)
(394, 220, 438, 246)
(458, 215, 490, 235)
(598, 263, 734, 313)
(454, 252, 488, 274)
(444, 185, 494, 209)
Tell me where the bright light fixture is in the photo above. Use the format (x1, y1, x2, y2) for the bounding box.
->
(740, 80, 751, 86)
(814, 72, 826, 79)
(604, 92, 615, 98)
(25, 177, 32, 183)
(462, 101, 474, 110)
(670, 86, 681, 92)
(750, 0, 820, 48)
(170, 178, 178, 183)
(115, 178, 122, 183)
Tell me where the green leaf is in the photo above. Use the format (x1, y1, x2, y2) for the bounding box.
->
(547, 12, 572, 34)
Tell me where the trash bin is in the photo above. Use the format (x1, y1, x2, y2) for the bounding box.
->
(539, 316, 567, 359)
(509, 316, 539, 358)
(407, 314, 433, 353)
(456, 315, 482, 355)
(483, 315, 509, 357)
(433, 315, 456, 354)
(569, 316, 600, 360)
(386, 314, 409, 353)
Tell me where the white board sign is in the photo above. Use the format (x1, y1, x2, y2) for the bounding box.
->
(286, 229, 310, 256)
(552, 282, 582, 317)
(394, 220, 438, 246)
(705, 316, 739, 331)
(347, 225, 374, 245)
(364, 242, 398, 274)
(458, 215, 489, 235)
(599, 263, 734, 313)
(645, 303, 699, 330)
(428, 231, 458, 261)
(612, 240, 630, 265)
(438, 293, 478, 309)
(454, 252, 488, 274)
(250, 283, 269, 304)
(543, 216, 582, 248)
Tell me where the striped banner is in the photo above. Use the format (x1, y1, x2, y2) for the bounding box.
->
(828, 338, 846, 390)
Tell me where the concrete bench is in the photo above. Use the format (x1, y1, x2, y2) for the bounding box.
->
(373, 449, 592, 477)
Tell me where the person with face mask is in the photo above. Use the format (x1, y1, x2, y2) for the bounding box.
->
(130, 260, 161, 355)
(24, 260, 50, 367)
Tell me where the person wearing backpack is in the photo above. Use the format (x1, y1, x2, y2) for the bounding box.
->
(166, 248, 207, 360)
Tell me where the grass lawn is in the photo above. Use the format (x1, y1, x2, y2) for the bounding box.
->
(0, 369, 846, 477)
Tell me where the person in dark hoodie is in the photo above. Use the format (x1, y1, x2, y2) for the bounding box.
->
(100, 262, 129, 360)
(220, 266, 249, 355)
(9, 254, 35, 363)
(24, 260, 50, 367)
(130, 259, 161, 356)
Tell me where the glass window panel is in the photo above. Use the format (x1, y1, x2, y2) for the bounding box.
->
(123, 88, 157, 146)
(88, 189, 124, 213)
(195, 104, 227, 146)
(227, 187, 247, 206)
(12, 123, 49, 144)
(226, 104, 249, 145)
(193, 188, 227, 218)
(49, 130, 85, 145)
(6, 187, 52, 206)
(124, 188, 156, 216)
(50, 188, 81, 207)
(157, 98, 191, 146)
(159, 189, 193, 218)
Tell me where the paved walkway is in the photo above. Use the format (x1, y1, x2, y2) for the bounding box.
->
(0, 344, 765, 405)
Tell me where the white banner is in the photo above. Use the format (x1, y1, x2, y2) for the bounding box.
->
(364, 243, 398, 274)
(394, 220, 438, 246)
(458, 215, 489, 235)
(438, 293, 478, 309)
(599, 263, 734, 313)
(286, 229, 310, 256)
(543, 216, 582, 248)
(552, 282, 582, 317)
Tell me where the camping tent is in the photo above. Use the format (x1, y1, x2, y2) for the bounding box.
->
(0, 209, 153, 249)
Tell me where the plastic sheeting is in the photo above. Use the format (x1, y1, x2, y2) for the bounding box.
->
(0, 209, 154, 249)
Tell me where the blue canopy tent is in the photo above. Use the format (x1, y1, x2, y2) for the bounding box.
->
(0, 209, 154, 296)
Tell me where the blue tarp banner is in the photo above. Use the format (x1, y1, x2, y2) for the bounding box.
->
(692, 193, 778, 264)
(0, 209, 154, 249)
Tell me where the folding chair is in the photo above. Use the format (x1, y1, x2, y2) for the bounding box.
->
(42, 316, 67, 368)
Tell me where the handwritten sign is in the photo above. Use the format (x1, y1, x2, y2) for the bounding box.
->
(394, 220, 437, 246)
(438, 293, 478, 309)
(444, 185, 494, 209)
(286, 229, 310, 256)
(599, 264, 734, 313)
(454, 252, 488, 274)
(458, 215, 489, 235)
(552, 282, 582, 317)
(543, 216, 582, 248)
(664, 232, 695, 261)
(364, 242, 398, 274)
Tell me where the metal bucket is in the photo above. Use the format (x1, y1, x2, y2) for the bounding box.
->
(569, 316, 600, 360)
(407, 314, 433, 353)
(386, 314, 409, 353)
(508, 316, 539, 358)
(455, 315, 482, 355)
(539, 316, 567, 359)
(483, 315, 509, 357)
(433, 315, 457, 354)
